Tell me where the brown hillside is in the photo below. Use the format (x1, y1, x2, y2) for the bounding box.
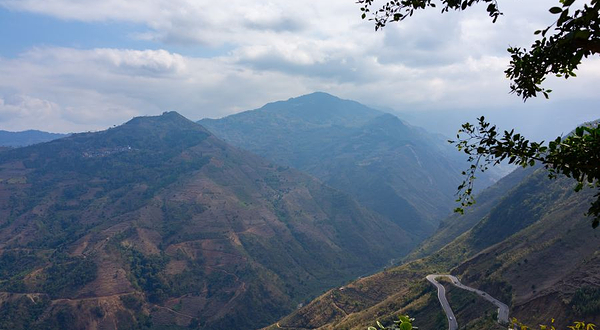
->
(0, 112, 413, 330)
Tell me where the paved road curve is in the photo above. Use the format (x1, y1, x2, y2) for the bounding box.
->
(426, 274, 510, 330)
(426, 275, 459, 330)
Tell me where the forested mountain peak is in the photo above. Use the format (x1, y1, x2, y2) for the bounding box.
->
(206, 92, 384, 129)
(200, 93, 500, 240)
(123, 111, 205, 131)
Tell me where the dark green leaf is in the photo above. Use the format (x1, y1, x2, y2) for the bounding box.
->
(549, 7, 562, 14)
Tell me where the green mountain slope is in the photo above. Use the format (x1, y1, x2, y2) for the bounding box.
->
(265, 166, 600, 329)
(200, 92, 499, 239)
(406, 166, 533, 261)
(0, 112, 413, 330)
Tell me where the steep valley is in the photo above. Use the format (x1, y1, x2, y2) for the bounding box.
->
(265, 166, 600, 329)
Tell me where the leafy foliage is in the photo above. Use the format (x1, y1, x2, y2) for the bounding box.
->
(506, 0, 600, 100)
(570, 286, 600, 317)
(358, 0, 501, 27)
(511, 318, 597, 330)
(368, 315, 417, 330)
(450, 117, 600, 227)
(358, 1, 599, 229)
(357, 0, 600, 100)
(368, 316, 596, 330)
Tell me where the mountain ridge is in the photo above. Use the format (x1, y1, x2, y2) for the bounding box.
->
(199, 92, 499, 240)
(0, 111, 414, 330)
(0, 129, 67, 147)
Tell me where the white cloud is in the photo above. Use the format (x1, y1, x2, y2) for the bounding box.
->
(0, 94, 59, 121)
(0, 0, 597, 136)
(93, 49, 186, 74)
(0, 0, 321, 46)
(0, 94, 124, 132)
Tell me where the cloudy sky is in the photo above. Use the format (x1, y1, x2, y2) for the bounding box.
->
(0, 0, 598, 139)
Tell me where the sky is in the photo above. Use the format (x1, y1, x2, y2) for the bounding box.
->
(0, 0, 598, 140)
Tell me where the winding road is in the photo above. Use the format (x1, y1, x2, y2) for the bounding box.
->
(426, 275, 458, 330)
(426, 275, 509, 330)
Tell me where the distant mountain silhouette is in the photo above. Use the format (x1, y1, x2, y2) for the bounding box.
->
(0, 129, 66, 147)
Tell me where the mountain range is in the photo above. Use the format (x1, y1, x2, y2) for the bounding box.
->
(0, 112, 414, 329)
(0, 93, 597, 330)
(200, 92, 501, 239)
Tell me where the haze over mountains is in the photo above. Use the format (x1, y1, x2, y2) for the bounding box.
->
(200, 92, 500, 239)
(0, 93, 597, 330)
